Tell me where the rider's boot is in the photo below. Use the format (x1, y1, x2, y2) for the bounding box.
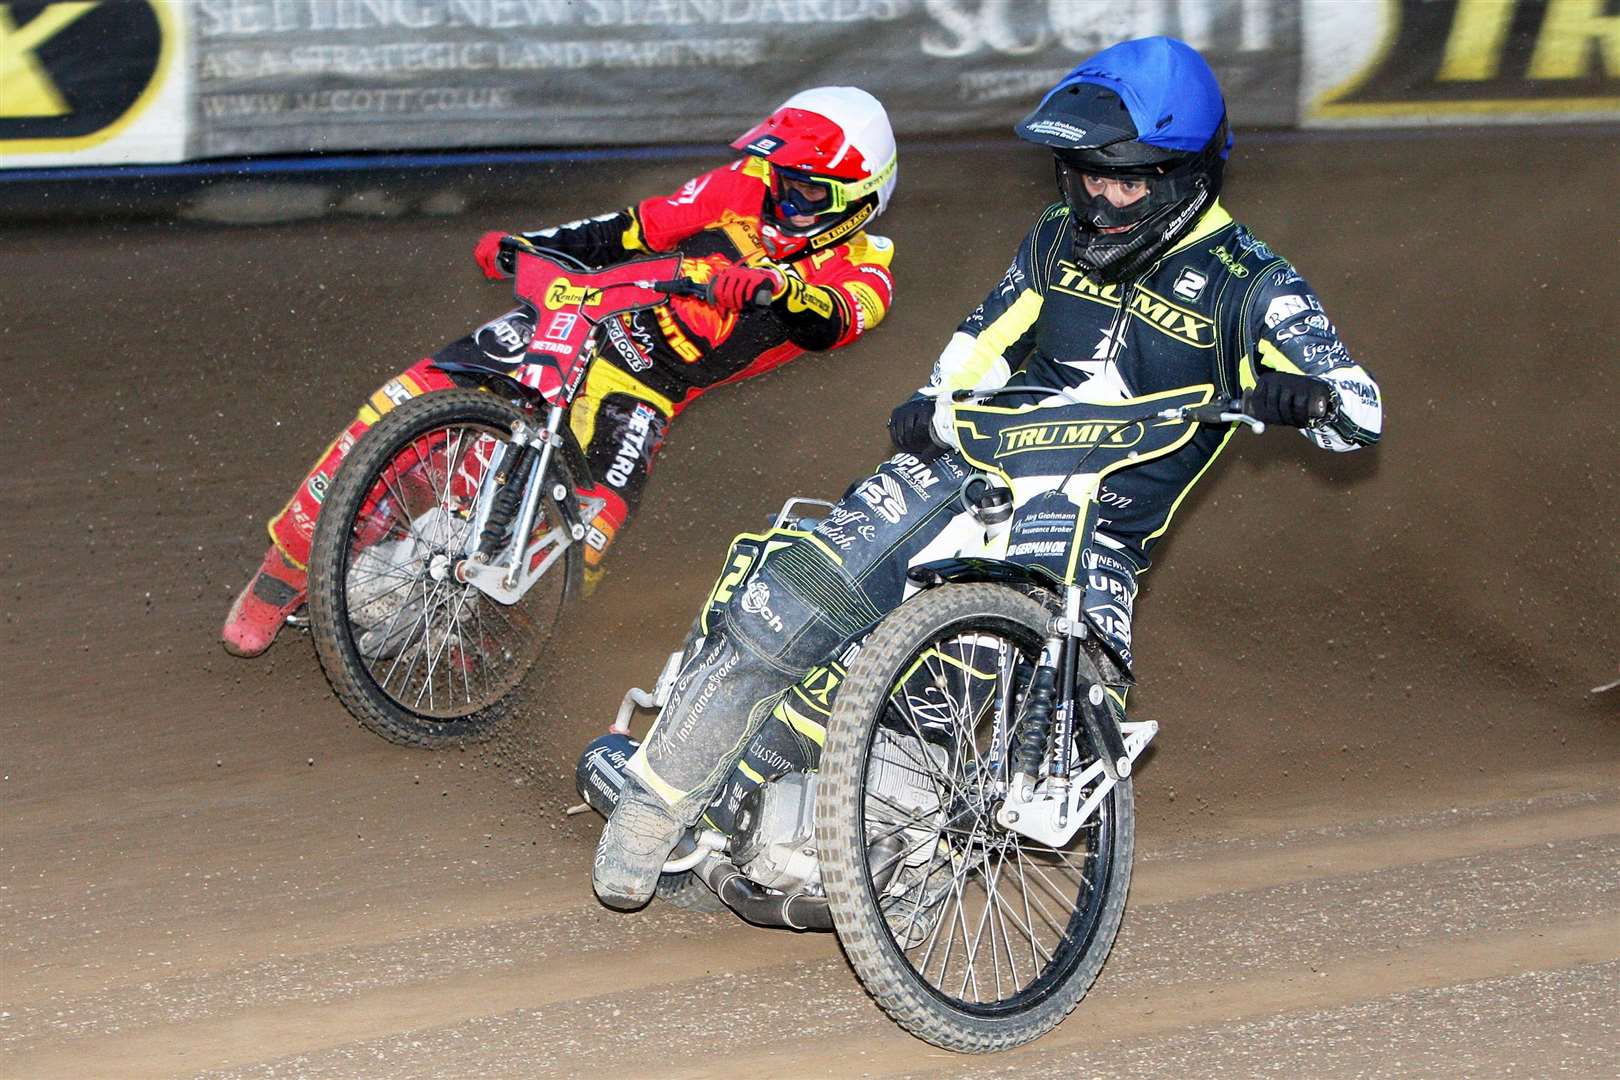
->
(221, 544, 308, 657)
(575, 483, 628, 597)
(593, 774, 685, 910)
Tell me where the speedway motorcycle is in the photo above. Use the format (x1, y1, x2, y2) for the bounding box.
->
(305, 240, 758, 747)
(579, 384, 1302, 1051)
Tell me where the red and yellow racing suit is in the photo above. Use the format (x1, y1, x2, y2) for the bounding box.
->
(267, 157, 895, 590)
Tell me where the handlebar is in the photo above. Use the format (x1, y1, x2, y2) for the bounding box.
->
(648, 277, 711, 301)
(1168, 401, 1267, 434)
(948, 385, 1267, 434)
(497, 233, 589, 272)
(499, 234, 771, 307)
(646, 277, 775, 308)
(1163, 390, 1333, 433)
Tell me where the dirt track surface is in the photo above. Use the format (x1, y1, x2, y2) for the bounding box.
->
(3, 131, 1618, 1077)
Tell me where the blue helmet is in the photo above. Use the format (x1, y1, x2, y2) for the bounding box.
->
(1017, 37, 1232, 283)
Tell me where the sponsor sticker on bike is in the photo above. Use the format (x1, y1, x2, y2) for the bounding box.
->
(544, 311, 580, 341)
(477, 313, 533, 359)
(739, 579, 784, 633)
(603, 317, 653, 373)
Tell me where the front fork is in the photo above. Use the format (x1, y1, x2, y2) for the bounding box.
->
(455, 403, 585, 604)
(997, 582, 1157, 848)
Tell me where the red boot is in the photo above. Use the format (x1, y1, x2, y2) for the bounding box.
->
(221, 545, 308, 657)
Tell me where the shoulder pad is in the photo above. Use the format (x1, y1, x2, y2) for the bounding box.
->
(1033, 202, 1071, 238)
(841, 232, 895, 267)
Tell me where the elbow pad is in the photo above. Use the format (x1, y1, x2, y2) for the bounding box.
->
(771, 276, 847, 351)
(519, 209, 645, 268)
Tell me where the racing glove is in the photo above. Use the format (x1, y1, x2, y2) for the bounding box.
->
(888, 396, 941, 454)
(1244, 371, 1336, 428)
(710, 264, 785, 312)
(474, 230, 511, 280)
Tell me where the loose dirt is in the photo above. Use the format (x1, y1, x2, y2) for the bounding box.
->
(3, 130, 1616, 1077)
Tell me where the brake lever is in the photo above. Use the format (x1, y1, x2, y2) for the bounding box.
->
(1158, 403, 1266, 434)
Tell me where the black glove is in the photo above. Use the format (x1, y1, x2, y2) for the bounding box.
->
(888, 397, 940, 454)
(1243, 371, 1336, 428)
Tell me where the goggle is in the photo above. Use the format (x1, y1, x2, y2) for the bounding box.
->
(1055, 159, 1159, 229)
(1053, 142, 1216, 209)
(1056, 162, 1155, 197)
(768, 157, 896, 219)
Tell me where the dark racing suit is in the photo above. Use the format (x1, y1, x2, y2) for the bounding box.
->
(267, 157, 895, 590)
(626, 200, 1382, 832)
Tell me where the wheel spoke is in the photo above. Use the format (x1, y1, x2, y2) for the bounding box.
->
(325, 407, 572, 724)
(850, 598, 1126, 1020)
(986, 844, 1024, 989)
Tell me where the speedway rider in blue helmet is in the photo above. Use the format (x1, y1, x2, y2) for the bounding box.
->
(889, 35, 1382, 456)
(593, 37, 1382, 911)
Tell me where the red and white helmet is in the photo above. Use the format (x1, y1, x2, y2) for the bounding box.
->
(732, 86, 897, 261)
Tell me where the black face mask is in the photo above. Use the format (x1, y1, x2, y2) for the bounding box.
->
(1065, 178, 1214, 285)
(1052, 135, 1226, 284)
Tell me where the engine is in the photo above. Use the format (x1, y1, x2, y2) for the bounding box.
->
(731, 772, 821, 893)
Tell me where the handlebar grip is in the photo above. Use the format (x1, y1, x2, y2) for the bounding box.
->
(650, 277, 713, 301)
(1185, 404, 1231, 424)
(494, 234, 539, 276)
(751, 284, 775, 307)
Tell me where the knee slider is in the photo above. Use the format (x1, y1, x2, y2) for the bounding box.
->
(725, 542, 873, 670)
(723, 560, 810, 664)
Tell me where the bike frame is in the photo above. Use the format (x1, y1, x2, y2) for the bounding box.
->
(453, 249, 684, 606)
(908, 384, 1256, 846)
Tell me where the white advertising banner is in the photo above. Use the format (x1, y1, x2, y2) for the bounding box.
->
(3, 0, 1613, 172)
(179, 0, 1299, 158)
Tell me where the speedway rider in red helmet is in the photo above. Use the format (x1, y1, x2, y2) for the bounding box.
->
(223, 86, 899, 658)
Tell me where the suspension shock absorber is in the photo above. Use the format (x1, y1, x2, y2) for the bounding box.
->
(476, 443, 534, 557)
(1008, 637, 1062, 801)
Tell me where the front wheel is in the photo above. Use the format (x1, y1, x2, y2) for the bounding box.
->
(308, 390, 583, 747)
(817, 584, 1134, 1053)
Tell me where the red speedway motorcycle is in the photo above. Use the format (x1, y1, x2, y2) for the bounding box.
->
(305, 241, 744, 747)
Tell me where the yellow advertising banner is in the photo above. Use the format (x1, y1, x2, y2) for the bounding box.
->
(1304, 0, 1620, 124)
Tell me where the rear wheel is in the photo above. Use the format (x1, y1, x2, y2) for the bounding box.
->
(817, 584, 1134, 1052)
(308, 390, 582, 747)
(655, 869, 728, 913)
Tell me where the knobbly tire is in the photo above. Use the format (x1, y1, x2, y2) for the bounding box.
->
(655, 870, 728, 914)
(817, 583, 1135, 1052)
(308, 390, 582, 747)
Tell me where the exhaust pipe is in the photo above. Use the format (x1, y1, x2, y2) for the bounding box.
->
(695, 858, 831, 931)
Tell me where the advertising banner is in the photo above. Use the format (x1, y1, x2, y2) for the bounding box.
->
(1302, 0, 1620, 126)
(182, 0, 1299, 158)
(2, 0, 1613, 171)
(1, 0, 189, 167)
